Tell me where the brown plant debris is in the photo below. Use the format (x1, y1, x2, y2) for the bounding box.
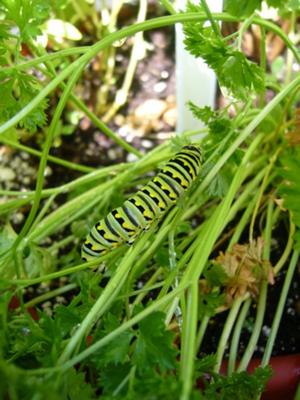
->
(213, 237, 274, 304)
(285, 108, 300, 147)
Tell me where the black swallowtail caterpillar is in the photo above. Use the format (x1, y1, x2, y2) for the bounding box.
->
(81, 144, 202, 261)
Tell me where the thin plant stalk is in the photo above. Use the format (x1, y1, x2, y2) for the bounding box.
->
(236, 200, 274, 371)
(214, 296, 245, 372)
(1, 13, 299, 136)
(102, 0, 148, 123)
(228, 298, 251, 374)
(24, 283, 77, 309)
(180, 281, 198, 400)
(195, 314, 210, 352)
(59, 281, 191, 372)
(58, 225, 158, 364)
(261, 250, 299, 366)
(12, 67, 84, 252)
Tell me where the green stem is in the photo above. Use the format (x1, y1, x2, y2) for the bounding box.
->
(237, 283, 267, 372)
(28, 39, 143, 159)
(0, 136, 94, 173)
(1, 46, 89, 73)
(214, 296, 245, 372)
(160, 0, 176, 14)
(48, 235, 76, 254)
(179, 134, 263, 396)
(131, 267, 164, 308)
(180, 281, 198, 400)
(58, 226, 157, 364)
(13, 256, 115, 287)
(102, 0, 148, 123)
(228, 195, 258, 250)
(259, 26, 267, 107)
(261, 250, 299, 366)
(24, 283, 77, 309)
(195, 314, 210, 352)
(236, 200, 274, 371)
(28, 194, 57, 234)
(186, 74, 300, 220)
(200, 0, 221, 37)
(274, 216, 295, 275)
(228, 298, 251, 374)
(1, 13, 299, 135)
(237, 15, 254, 51)
(13, 67, 84, 251)
(58, 281, 190, 372)
(249, 150, 279, 243)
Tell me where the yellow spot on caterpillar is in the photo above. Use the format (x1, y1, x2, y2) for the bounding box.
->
(104, 233, 110, 239)
(92, 245, 98, 251)
(85, 240, 90, 244)
(115, 213, 121, 218)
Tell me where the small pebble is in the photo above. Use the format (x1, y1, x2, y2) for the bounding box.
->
(11, 212, 25, 225)
(141, 139, 153, 149)
(127, 153, 139, 163)
(0, 167, 16, 181)
(262, 325, 271, 336)
(154, 81, 167, 93)
(140, 73, 150, 82)
(161, 70, 169, 79)
(163, 107, 177, 127)
(134, 99, 167, 122)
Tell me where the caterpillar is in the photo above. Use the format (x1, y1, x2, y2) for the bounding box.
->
(81, 144, 202, 261)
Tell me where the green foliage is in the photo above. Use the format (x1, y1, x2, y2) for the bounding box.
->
(0, 360, 95, 400)
(188, 103, 232, 138)
(224, 0, 300, 16)
(133, 312, 177, 371)
(0, 0, 50, 132)
(278, 150, 300, 228)
(195, 354, 216, 377)
(204, 263, 228, 287)
(203, 366, 272, 399)
(0, 70, 48, 132)
(92, 313, 133, 367)
(0, 0, 50, 42)
(199, 290, 225, 318)
(183, 5, 265, 100)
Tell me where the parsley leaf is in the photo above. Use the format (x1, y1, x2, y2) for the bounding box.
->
(224, 0, 298, 16)
(188, 103, 232, 137)
(133, 312, 177, 371)
(204, 366, 272, 399)
(0, 0, 50, 42)
(224, 0, 262, 17)
(204, 263, 228, 287)
(199, 290, 225, 318)
(183, 5, 265, 100)
(0, 72, 48, 133)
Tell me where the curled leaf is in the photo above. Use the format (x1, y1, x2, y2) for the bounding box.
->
(213, 237, 274, 303)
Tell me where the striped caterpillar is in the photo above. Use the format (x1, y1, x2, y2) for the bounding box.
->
(81, 144, 202, 261)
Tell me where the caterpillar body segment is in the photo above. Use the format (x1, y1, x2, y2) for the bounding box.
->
(82, 144, 202, 261)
